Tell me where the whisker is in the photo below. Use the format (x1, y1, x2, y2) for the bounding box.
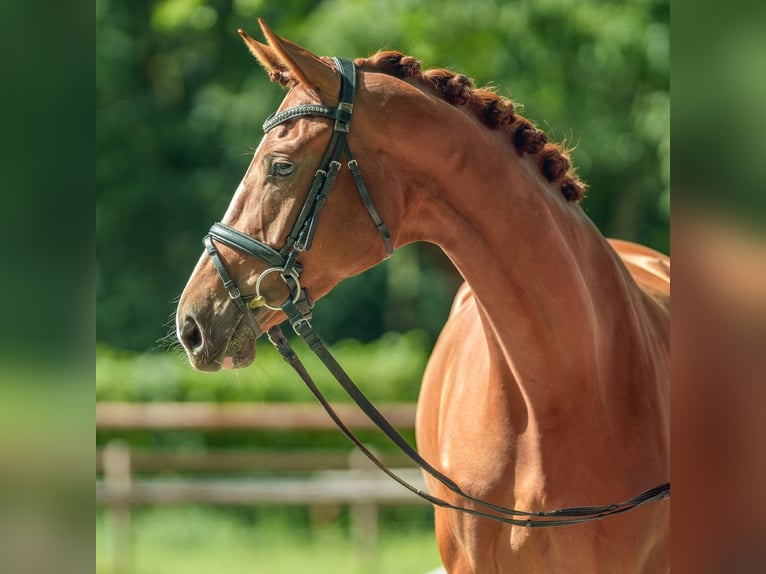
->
(155, 305, 182, 352)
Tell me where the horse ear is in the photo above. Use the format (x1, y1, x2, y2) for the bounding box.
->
(238, 29, 288, 83)
(257, 18, 339, 101)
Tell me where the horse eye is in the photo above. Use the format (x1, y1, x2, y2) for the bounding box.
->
(272, 161, 294, 177)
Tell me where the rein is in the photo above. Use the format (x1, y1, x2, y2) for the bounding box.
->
(202, 58, 670, 527)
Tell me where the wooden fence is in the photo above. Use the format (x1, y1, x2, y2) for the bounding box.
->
(96, 401, 418, 430)
(96, 402, 426, 573)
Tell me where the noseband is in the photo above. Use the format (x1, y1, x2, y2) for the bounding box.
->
(204, 57, 392, 339)
(201, 58, 670, 527)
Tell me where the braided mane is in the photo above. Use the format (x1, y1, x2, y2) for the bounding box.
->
(354, 51, 586, 202)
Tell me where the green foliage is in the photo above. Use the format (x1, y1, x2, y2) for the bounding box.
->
(97, 506, 440, 574)
(97, 330, 430, 403)
(96, 332, 429, 451)
(97, 0, 669, 351)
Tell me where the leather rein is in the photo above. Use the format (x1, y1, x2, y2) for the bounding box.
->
(202, 57, 670, 527)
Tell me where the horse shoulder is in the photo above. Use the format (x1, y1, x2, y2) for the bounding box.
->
(417, 284, 510, 572)
(417, 281, 495, 479)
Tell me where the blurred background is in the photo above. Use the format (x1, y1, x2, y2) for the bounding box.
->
(96, 0, 669, 572)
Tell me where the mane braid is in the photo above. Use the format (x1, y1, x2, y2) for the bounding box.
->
(355, 51, 586, 202)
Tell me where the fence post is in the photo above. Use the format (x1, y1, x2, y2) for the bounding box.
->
(103, 439, 133, 574)
(348, 446, 379, 572)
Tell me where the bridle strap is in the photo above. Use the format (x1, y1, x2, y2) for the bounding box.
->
(276, 300, 671, 526)
(263, 104, 351, 134)
(344, 141, 393, 255)
(203, 235, 262, 338)
(208, 223, 287, 269)
(269, 320, 670, 527)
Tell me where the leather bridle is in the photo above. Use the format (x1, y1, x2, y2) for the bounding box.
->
(204, 57, 391, 341)
(201, 58, 670, 527)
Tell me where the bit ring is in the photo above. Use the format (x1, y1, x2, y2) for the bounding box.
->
(254, 267, 302, 311)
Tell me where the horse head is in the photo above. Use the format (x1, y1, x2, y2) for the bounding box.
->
(176, 21, 400, 371)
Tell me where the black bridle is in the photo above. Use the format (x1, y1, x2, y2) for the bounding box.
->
(202, 58, 670, 527)
(204, 57, 391, 340)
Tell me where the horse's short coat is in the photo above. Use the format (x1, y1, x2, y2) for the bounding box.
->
(176, 21, 669, 573)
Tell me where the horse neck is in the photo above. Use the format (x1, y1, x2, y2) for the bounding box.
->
(373, 100, 652, 415)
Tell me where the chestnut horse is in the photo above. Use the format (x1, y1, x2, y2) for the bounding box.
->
(176, 21, 669, 573)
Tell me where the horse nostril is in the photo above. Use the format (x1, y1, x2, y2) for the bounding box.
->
(180, 316, 203, 354)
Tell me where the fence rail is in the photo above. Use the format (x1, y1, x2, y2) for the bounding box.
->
(96, 401, 418, 430)
(97, 470, 427, 506)
(96, 401, 426, 573)
(96, 448, 416, 473)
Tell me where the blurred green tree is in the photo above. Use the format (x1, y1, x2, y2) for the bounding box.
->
(97, 0, 669, 351)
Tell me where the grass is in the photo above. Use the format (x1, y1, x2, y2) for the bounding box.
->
(96, 506, 442, 574)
